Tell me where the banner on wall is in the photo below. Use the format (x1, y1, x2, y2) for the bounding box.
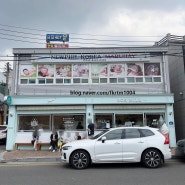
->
(31, 53, 150, 63)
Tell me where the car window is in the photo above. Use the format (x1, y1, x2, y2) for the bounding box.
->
(124, 128, 141, 139)
(104, 129, 123, 140)
(139, 129, 155, 137)
(0, 126, 7, 130)
(92, 130, 109, 139)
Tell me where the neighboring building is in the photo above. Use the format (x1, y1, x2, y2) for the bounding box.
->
(6, 46, 176, 151)
(0, 72, 6, 99)
(155, 34, 185, 141)
(0, 72, 6, 125)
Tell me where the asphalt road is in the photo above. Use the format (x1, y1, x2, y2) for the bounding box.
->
(0, 159, 185, 185)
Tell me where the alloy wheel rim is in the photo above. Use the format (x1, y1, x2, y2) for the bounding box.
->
(72, 152, 88, 168)
(145, 151, 160, 167)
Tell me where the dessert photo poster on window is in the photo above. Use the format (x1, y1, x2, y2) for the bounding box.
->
(91, 64, 108, 77)
(127, 63, 143, 76)
(38, 64, 54, 77)
(144, 63, 161, 76)
(73, 64, 89, 77)
(55, 64, 72, 77)
(109, 64, 125, 77)
(19, 64, 37, 78)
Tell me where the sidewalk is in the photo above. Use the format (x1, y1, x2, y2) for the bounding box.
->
(0, 149, 61, 163)
(0, 147, 183, 163)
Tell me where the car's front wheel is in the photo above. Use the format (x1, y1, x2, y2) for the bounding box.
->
(142, 149, 163, 168)
(70, 150, 90, 169)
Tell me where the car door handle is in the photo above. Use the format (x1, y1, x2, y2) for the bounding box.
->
(114, 142, 121, 144)
(138, 141, 144, 143)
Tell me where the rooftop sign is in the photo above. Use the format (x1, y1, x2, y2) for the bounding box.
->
(46, 34, 69, 42)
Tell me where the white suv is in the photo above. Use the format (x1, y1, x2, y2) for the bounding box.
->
(61, 127, 171, 169)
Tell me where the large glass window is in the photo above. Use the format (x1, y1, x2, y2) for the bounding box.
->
(18, 114, 86, 131)
(53, 114, 85, 131)
(115, 114, 143, 127)
(18, 115, 50, 131)
(144, 113, 165, 128)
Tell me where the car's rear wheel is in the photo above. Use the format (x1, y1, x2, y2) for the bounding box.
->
(70, 150, 90, 169)
(142, 149, 163, 168)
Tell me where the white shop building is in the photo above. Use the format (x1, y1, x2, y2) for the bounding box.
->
(6, 46, 176, 150)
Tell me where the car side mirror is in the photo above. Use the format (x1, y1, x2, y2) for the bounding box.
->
(101, 136, 106, 143)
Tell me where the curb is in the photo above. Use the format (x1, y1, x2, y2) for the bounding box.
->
(1, 157, 61, 163)
(0, 151, 61, 163)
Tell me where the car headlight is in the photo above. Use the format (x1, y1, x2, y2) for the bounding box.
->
(62, 146, 72, 150)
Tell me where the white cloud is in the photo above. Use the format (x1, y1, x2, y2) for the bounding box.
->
(80, 8, 185, 46)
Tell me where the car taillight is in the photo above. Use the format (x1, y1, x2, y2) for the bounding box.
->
(2, 130, 7, 134)
(163, 134, 169, 144)
(158, 131, 169, 144)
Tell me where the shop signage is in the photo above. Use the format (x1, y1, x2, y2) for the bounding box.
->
(46, 43, 69, 48)
(70, 90, 135, 96)
(50, 53, 136, 60)
(46, 34, 69, 42)
(4, 95, 12, 105)
(117, 97, 142, 103)
(32, 53, 149, 63)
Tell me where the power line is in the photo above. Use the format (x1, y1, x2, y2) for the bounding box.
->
(0, 30, 156, 46)
(0, 28, 156, 42)
(0, 36, 44, 44)
(0, 35, 155, 47)
(0, 23, 162, 48)
(0, 23, 163, 38)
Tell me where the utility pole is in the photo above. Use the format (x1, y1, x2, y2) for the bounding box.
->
(3, 62, 10, 125)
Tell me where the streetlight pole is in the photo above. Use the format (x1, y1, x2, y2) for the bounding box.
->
(3, 62, 10, 125)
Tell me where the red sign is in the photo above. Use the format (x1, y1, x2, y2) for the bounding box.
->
(46, 43, 69, 48)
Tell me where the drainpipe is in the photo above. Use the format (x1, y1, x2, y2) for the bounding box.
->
(162, 52, 170, 93)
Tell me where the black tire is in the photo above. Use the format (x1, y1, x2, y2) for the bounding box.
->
(142, 149, 162, 168)
(70, 150, 90, 169)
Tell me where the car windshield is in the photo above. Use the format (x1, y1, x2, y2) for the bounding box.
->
(90, 130, 109, 139)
